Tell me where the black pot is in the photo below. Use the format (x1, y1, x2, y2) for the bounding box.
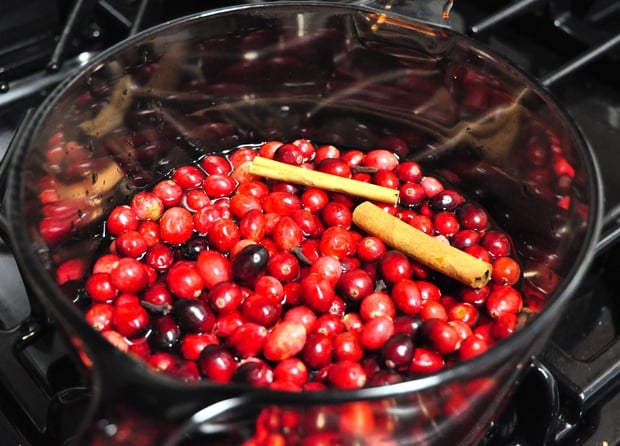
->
(3, 2, 603, 445)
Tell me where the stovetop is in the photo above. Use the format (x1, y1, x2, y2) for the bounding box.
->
(0, 1, 619, 445)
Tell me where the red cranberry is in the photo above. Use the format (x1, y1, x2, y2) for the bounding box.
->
(148, 315, 181, 351)
(263, 321, 307, 362)
(359, 316, 394, 351)
(379, 250, 411, 284)
(409, 347, 444, 374)
(429, 190, 464, 211)
(333, 331, 364, 362)
(273, 357, 308, 387)
(301, 332, 333, 369)
(233, 360, 274, 387)
(106, 205, 138, 236)
(481, 231, 512, 257)
(166, 261, 204, 299)
(326, 360, 367, 389)
(227, 323, 268, 358)
(172, 165, 205, 190)
(159, 207, 194, 245)
(114, 300, 150, 338)
(198, 345, 237, 382)
(381, 333, 415, 371)
(486, 286, 523, 318)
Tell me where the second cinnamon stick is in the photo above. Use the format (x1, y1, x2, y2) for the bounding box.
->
(249, 156, 400, 205)
(352, 201, 492, 288)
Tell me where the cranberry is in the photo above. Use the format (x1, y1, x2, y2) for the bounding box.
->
(420, 300, 449, 321)
(86, 303, 114, 331)
(207, 218, 240, 252)
(301, 332, 333, 369)
(227, 323, 268, 358)
(283, 306, 317, 331)
(381, 333, 415, 371)
(321, 202, 352, 229)
(145, 243, 175, 273)
(301, 187, 329, 213)
(457, 203, 489, 232)
(394, 161, 422, 183)
(110, 258, 148, 294)
(197, 250, 231, 289)
(114, 300, 150, 338)
(85, 272, 117, 302)
(231, 243, 269, 284)
(481, 231, 512, 257)
(201, 154, 232, 175)
(459, 335, 490, 361)
(326, 360, 367, 389)
(311, 314, 345, 337)
(336, 269, 374, 301)
(208, 281, 243, 314)
(153, 180, 183, 208)
(334, 332, 363, 362)
(429, 190, 464, 211)
(379, 250, 411, 284)
(263, 321, 307, 362)
(262, 191, 301, 216)
(372, 169, 400, 189)
(273, 357, 308, 387)
(202, 173, 237, 198)
(273, 216, 303, 251)
(173, 299, 215, 333)
(399, 182, 426, 207)
(423, 319, 460, 355)
(266, 251, 300, 282)
(198, 345, 237, 382)
(180, 237, 210, 260)
(360, 292, 396, 321)
(391, 279, 423, 315)
(172, 165, 205, 190)
(318, 226, 355, 259)
(159, 207, 194, 245)
(486, 286, 523, 318)
(359, 316, 394, 350)
(148, 315, 181, 350)
(432, 211, 460, 237)
(491, 256, 521, 286)
(105, 208, 138, 241)
(181, 333, 218, 360)
(241, 293, 282, 327)
(131, 191, 164, 221)
(356, 236, 386, 262)
(409, 347, 444, 374)
(362, 149, 399, 170)
(74, 140, 532, 388)
(193, 205, 222, 234)
(301, 272, 337, 313)
(166, 261, 204, 299)
(184, 189, 210, 211)
(233, 360, 274, 387)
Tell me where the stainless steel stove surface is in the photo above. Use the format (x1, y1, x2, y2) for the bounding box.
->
(0, 1, 619, 445)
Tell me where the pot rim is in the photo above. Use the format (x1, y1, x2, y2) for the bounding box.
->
(4, 1, 604, 404)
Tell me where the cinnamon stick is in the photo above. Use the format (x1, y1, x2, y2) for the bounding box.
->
(352, 201, 492, 288)
(249, 156, 400, 205)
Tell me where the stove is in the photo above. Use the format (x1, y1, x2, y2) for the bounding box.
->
(0, 1, 619, 445)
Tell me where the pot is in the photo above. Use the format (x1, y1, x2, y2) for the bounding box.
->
(3, 1, 603, 445)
